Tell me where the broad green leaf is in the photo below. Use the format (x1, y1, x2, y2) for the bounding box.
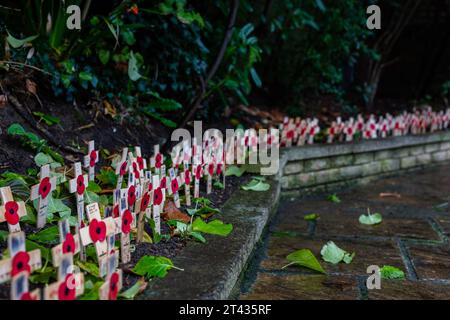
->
(79, 71, 93, 82)
(225, 165, 246, 177)
(98, 49, 110, 65)
(213, 181, 224, 189)
(190, 231, 206, 243)
(80, 281, 103, 300)
(192, 218, 233, 236)
(119, 278, 147, 300)
(327, 193, 341, 203)
(26, 240, 50, 263)
(87, 181, 102, 193)
(77, 261, 100, 278)
(250, 68, 262, 88)
(241, 179, 270, 192)
(359, 209, 382, 225)
(304, 213, 320, 221)
(28, 226, 59, 244)
(29, 267, 56, 284)
(133, 256, 175, 279)
(34, 152, 55, 167)
(7, 123, 26, 135)
(315, 0, 327, 12)
(32, 112, 60, 126)
(320, 241, 354, 265)
(284, 249, 326, 274)
(380, 265, 405, 280)
(128, 51, 142, 81)
(0, 230, 8, 242)
(6, 32, 38, 48)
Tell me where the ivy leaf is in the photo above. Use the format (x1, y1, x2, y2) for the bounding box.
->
(241, 179, 270, 192)
(26, 240, 50, 263)
(283, 249, 326, 274)
(380, 265, 405, 280)
(359, 209, 383, 225)
(128, 51, 142, 81)
(0, 230, 8, 242)
(192, 218, 233, 236)
(34, 152, 55, 167)
(28, 226, 59, 244)
(327, 193, 341, 203)
(304, 213, 320, 221)
(98, 49, 110, 65)
(80, 281, 103, 300)
(87, 181, 102, 193)
(6, 32, 38, 48)
(29, 267, 56, 284)
(225, 165, 246, 177)
(77, 260, 100, 278)
(190, 231, 206, 243)
(320, 241, 354, 265)
(32, 112, 60, 126)
(119, 278, 147, 300)
(132, 256, 177, 279)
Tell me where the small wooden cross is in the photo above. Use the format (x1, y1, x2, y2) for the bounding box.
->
(150, 145, 163, 174)
(115, 148, 129, 189)
(30, 164, 57, 229)
(51, 219, 81, 268)
(182, 162, 192, 206)
(69, 162, 88, 227)
(11, 271, 40, 300)
(152, 175, 164, 235)
(168, 167, 182, 208)
(135, 146, 147, 183)
(83, 140, 98, 181)
(118, 188, 135, 263)
(193, 163, 203, 198)
(0, 186, 27, 233)
(99, 252, 123, 300)
(44, 253, 84, 300)
(206, 163, 214, 195)
(136, 180, 151, 243)
(0, 231, 41, 284)
(79, 203, 117, 267)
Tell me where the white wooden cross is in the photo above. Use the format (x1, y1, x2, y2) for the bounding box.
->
(182, 162, 192, 206)
(118, 189, 135, 263)
(11, 271, 40, 300)
(0, 186, 26, 233)
(99, 252, 123, 300)
(115, 148, 129, 189)
(30, 164, 57, 229)
(44, 253, 84, 300)
(206, 163, 214, 194)
(150, 145, 163, 174)
(69, 162, 88, 227)
(51, 219, 80, 268)
(152, 175, 164, 235)
(168, 167, 182, 208)
(83, 140, 98, 181)
(0, 231, 41, 284)
(135, 146, 147, 183)
(327, 122, 337, 144)
(79, 203, 117, 268)
(135, 180, 151, 243)
(193, 163, 203, 198)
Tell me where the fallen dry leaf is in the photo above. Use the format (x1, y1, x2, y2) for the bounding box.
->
(0, 95, 7, 107)
(26, 79, 37, 95)
(103, 100, 117, 118)
(162, 201, 190, 224)
(379, 192, 401, 199)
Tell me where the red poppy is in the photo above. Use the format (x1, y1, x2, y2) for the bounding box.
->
(89, 150, 97, 167)
(184, 170, 191, 185)
(287, 130, 294, 140)
(140, 193, 150, 212)
(76, 175, 85, 195)
(153, 187, 163, 206)
(20, 292, 36, 300)
(4, 201, 20, 225)
(121, 209, 133, 234)
(89, 219, 107, 243)
(195, 166, 202, 180)
(132, 162, 140, 179)
(160, 177, 167, 189)
(11, 251, 31, 276)
(148, 183, 153, 192)
(244, 136, 249, 146)
(208, 163, 214, 176)
(128, 4, 139, 15)
(137, 157, 144, 170)
(267, 135, 273, 145)
(109, 272, 120, 300)
(155, 153, 162, 169)
(119, 161, 128, 176)
(347, 127, 354, 135)
(62, 233, 76, 254)
(171, 179, 179, 193)
(127, 185, 136, 206)
(38, 177, 51, 199)
(58, 274, 76, 300)
(216, 164, 223, 175)
(113, 204, 120, 218)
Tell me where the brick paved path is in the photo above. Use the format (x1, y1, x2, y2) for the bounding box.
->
(239, 164, 450, 300)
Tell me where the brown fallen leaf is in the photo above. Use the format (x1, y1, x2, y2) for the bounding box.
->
(162, 201, 191, 224)
(103, 99, 117, 118)
(379, 192, 401, 199)
(0, 94, 7, 107)
(26, 79, 37, 95)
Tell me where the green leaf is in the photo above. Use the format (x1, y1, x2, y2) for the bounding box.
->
(77, 261, 100, 278)
(225, 165, 246, 177)
(34, 152, 55, 167)
(359, 209, 383, 225)
(192, 218, 233, 236)
(29, 267, 56, 284)
(87, 181, 102, 193)
(26, 240, 50, 263)
(380, 265, 405, 280)
(28, 226, 59, 244)
(213, 181, 224, 189)
(190, 231, 206, 243)
(119, 278, 147, 300)
(32, 112, 61, 126)
(79, 281, 103, 300)
(0, 230, 8, 242)
(128, 51, 142, 81)
(304, 213, 320, 221)
(284, 249, 326, 274)
(250, 68, 262, 88)
(320, 241, 354, 265)
(133, 256, 176, 279)
(241, 179, 270, 192)
(7, 123, 26, 135)
(315, 0, 327, 12)
(98, 49, 110, 65)
(6, 32, 38, 48)
(327, 193, 341, 203)
(79, 71, 93, 82)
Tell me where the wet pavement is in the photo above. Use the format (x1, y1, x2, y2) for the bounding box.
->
(238, 164, 450, 300)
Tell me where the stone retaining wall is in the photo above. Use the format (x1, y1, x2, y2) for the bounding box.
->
(281, 132, 450, 192)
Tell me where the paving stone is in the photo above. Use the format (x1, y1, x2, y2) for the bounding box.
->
(283, 161, 304, 175)
(374, 150, 393, 161)
(331, 155, 354, 167)
(425, 143, 440, 153)
(260, 236, 404, 276)
(408, 244, 450, 280)
(435, 216, 450, 236)
(431, 151, 448, 163)
(401, 156, 417, 169)
(417, 153, 432, 165)
(354, 153, 374, 165)
(304, 158, 330, 172)
(367, 280, 450, 300)
(241, 273, 359, 300)
(408, 145, 425, 156)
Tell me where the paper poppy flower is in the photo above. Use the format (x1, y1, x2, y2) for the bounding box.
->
(89, 219, 107, 243)
(128, 4, 139, 15)
(38, 177, 51, 199)
(11, 251, 31, 276)
(137, 157, 144, 170)
(148, 182, 153, 192)
(58, 274, 76, 300)
(20, 292, 36, 300)
(89, 150, 97, 167)
(132, 162, 140, 179)
(184, 170, 191, 185)
(160, 177, 167, 189)
(121, 209, 133, 234)
(140, 193, 150, 212)
(171, 179, 179, 193)
(127, 185, 136, 206)
(153, 187, 163, 206)
(76, 175, 85, 195)
(62, 233, 76, 254)
(208, 164, 214, 176)
(287, 130, 294, 140)
(267, 135, 273, 145)
(109, 272, 120, 300)
(244, 136, 249, 146)
(113, 204, 120, 218)
(195, 166, 202, 180)
(155, 153, 162, 169)
(216, 164, 223, 175)
(119, 161, 128, 176)
(4, 201, 20, 225)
